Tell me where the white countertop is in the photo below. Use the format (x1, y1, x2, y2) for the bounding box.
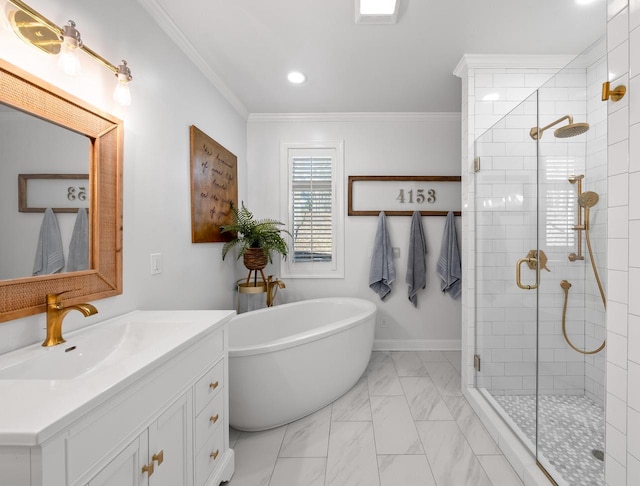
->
(0, 310, 235, 447)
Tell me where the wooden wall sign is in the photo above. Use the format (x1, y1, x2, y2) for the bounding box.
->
(190, 125, 238, 243)
(348, 175, 461, 216)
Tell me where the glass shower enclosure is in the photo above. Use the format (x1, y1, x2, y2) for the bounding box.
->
(474, 38, 607, 486)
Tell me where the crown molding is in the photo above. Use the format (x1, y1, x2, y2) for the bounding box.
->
(453, 54, 576, 78)
(136, 0, 249, 119)
(248, 112, 461, 123)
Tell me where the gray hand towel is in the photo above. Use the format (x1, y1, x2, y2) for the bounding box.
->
(67, 208, 89, 272)
(369, 211, 396, 300)
(437, 211, 462, 299)
(406, 211, 427, 306)
(33, 208, 64, 276)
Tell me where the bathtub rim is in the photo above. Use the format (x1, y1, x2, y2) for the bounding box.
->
(229, 297, 376, 358)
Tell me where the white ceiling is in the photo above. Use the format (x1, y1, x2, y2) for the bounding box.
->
(142, 0, 606, 115)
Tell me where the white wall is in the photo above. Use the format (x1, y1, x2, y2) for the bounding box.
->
(0, 0, 247, 353)
(247, 114, 462, 349)
(604, 1, 640, 484)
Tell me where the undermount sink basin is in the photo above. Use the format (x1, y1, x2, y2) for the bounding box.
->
(0, 318, 184, 380)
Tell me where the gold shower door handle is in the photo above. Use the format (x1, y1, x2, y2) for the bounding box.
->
(516, 257, 539, 290)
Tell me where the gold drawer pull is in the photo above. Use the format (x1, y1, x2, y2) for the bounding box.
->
(152, 450, 164, 465)
(142, 462, 154, 477)
(210, 449, 220, 460)
(210, 414, 220, 424)
(209, 380, 219, 390)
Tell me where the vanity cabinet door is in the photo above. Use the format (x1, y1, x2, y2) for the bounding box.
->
(148, 393, 192, 486)
(87, 432, 149, 486)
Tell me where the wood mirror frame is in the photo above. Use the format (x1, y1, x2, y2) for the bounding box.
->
(0, 59, 123, 323)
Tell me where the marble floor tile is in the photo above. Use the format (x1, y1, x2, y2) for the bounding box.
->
(416, 420, 492, 486)
(227, 426, 286, 486)
(279, 406, 331, 458)
(390, 351, 429, 376)
(416, 350, 448, 363)
(326, 421, 381, 486)
(400, 376, 453, 421)
(331, 376, 372, 421)
(367, 352, 403, 396)
(229, 427, 242, 449)
(442, 395, 500, 455)
(443, 350, 462, 373)
(423, 361, 462, 397)
(370, 396, 423, 455)
(478, 455, 523, 486)
(377, 454, 436, 486)
(269, 458, 326, 486)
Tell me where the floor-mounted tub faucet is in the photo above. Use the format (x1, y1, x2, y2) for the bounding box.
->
(266, 276, 285, 307)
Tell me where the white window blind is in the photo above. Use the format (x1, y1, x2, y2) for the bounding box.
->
(280, 141, 344, 279)
(291, 156, 333, 262)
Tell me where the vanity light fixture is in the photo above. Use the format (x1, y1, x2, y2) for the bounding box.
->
(58, 20, 82, 75)
(5, 0, 134, 105)
(287, 71, 307, 84)
(113, 60, 132, 106)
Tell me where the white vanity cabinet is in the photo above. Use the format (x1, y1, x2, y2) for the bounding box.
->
(0, 310, 235, 486)
(88, 393, 190, 486)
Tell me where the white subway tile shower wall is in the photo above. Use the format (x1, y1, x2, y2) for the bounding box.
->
(471, 50, 607, 402)
(606, 1, 638, 483)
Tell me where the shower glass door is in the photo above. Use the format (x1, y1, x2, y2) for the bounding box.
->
(474, 37, 607, 486)
(473, 90, 539, 454)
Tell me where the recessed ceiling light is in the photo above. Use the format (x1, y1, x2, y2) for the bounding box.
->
(287, 71, 307, 84)
(360, 0, 397, 15)
(355, 0, 399, 24)
(574, 0, 599, 5)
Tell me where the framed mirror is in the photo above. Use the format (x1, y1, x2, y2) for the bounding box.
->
(0, 59, 123, 322)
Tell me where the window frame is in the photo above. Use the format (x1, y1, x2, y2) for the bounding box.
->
(280, 141, 345, 279)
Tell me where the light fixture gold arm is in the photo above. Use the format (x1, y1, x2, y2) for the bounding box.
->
(6, 0, 124, 75)
(6, 0, 61, 36)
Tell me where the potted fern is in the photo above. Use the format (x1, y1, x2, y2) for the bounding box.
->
(220, 202, 290, 273)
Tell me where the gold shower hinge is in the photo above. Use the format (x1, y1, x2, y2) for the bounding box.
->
(474, 354, 481, 371)
(474, 157, 480, 173)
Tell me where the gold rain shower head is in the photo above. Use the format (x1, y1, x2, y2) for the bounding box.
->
(529, 115, 590, 140)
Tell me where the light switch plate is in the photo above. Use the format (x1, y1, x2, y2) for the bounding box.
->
(150, 253, 162, 275)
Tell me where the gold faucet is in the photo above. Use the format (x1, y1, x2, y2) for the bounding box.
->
(266, 276, 285, 307)
(43, 292, 98, 347)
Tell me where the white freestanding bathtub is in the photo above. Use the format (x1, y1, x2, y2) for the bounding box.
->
(228, 297, 376, 431)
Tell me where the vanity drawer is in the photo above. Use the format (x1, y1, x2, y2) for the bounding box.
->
(195, 360, 224, 414)
(195, 391, 224, 453)
(195, 424, 224, 486)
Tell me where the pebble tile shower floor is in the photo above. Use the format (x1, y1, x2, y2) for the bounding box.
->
(493, 394, 605, 486)
(226, 351, 523, 486)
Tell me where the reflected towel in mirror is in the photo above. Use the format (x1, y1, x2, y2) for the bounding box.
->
(33, 208, 64, 276)
(67, 208, 89, 272)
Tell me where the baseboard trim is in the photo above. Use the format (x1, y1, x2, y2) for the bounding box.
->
(373, 339, 461, 351)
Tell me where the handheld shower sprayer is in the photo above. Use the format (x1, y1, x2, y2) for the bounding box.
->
(562, 177, 606, 355)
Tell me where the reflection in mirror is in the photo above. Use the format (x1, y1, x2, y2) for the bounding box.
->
(0, 103, 91, 280)
(0, 59, 123, 323)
